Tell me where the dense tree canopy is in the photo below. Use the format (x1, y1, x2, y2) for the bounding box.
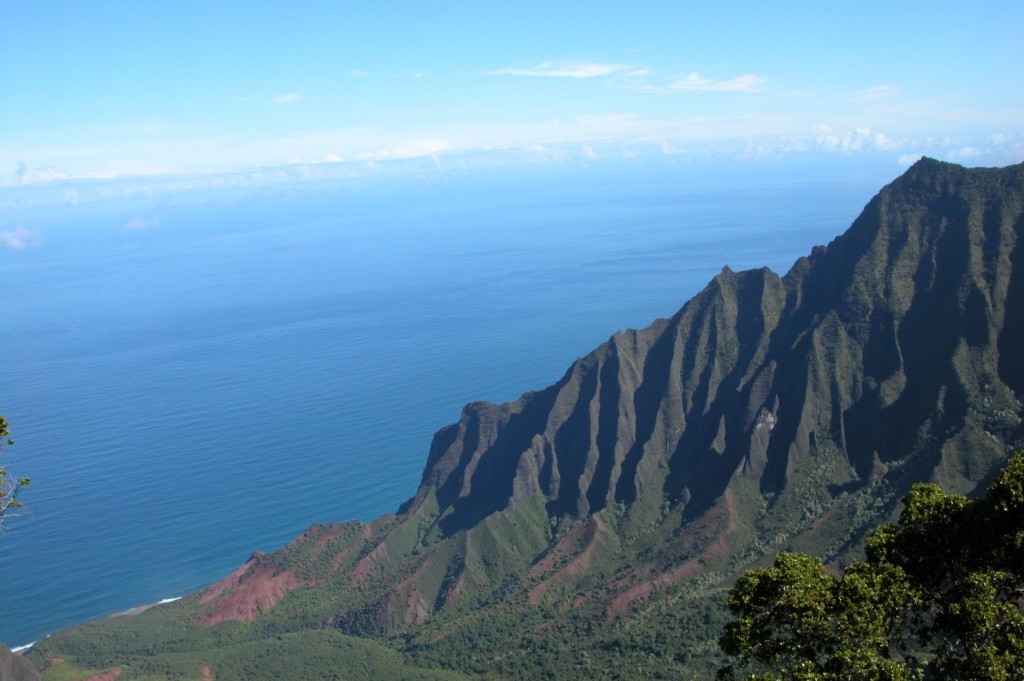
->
(0, 414, 29, 527)
(719, 451, 1024, 680)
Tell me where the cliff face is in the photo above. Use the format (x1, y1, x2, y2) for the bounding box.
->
(195, 158, 1022, 637)
(27, 159, 1024, 680)
(0, 644, 40, 681)
(404, 157, 1023, 538)
(191, 158, 1024, 639)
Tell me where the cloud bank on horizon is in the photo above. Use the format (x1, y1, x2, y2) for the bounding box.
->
(2, 2, 1022, 187)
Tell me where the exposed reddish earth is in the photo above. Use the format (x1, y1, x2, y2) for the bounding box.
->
(528, 516, 606, 604)
(607, 491, 738, 619)
(351, 534, 393, 584)
(196, 555, 304, 625)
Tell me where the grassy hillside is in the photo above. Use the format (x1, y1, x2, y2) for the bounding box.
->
(26, 159, 1024, 680)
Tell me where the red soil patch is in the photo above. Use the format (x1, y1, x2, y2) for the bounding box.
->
(200, 556, 259, 604)
(401, 579, 430, 627)
(607, 490, 738, 619)
(201, 665, 213, 680)
(380, 553, 434, 627)
(315, 523, 352, 545)
(529, 516, 601, 578)
(326, 524, 375, 571)
(351, 538, 392, 584)
(276, 523, 354, 567)
(562, 516, 603, 574)
(329, 542, 365, 572)
(529, 544, 563, 577)
(446, 569, 468, 605)
(195, 556, 303, 624)
(608, 563, 655, 593)
(607, 581, 655, 618)
(528, 516, 606, 604)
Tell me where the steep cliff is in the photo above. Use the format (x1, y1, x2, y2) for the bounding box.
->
(0, 644, 39, 681)
(412, 158, 1023, 528)
(322, 158, 1024, 637)
(27, 159, 1024, 680)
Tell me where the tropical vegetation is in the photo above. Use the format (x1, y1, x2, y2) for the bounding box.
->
(0, 415, 29, 528)
(719, 451, 1024, 680)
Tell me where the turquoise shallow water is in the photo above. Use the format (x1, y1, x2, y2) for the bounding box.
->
(0, 162, 889, 647)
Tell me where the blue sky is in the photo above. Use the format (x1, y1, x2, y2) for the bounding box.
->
(2, 1, 1023, 185)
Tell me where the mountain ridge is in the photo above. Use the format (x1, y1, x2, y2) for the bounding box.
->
(26, 157, 1024, 680)
(398, 158, 1023, 533)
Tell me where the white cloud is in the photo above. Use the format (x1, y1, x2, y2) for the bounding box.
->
(575, 113, 641, 126)
(351, 70, 370, 77)
(14, 165, 72, 183)
(842, 85, 899, 102)
(617, 83, 657, 92)
(124, 217, 160, 231)
(1, 226, 41, 251)
(950, 146, 982, 160)
(271, 93, 303, 104)
(898, 153, 925, 166)
(581, 145, 598, 159)
(670, 73, 766, 93)
(814, 125, 903, 153)
(290, 153, 346, 165)
(486, 61, 631, 78)
(524, 144, 568, 160)
(7, 88, 1020, 194)
(355, 139, 452, 160)
(874, 132, 902, 151)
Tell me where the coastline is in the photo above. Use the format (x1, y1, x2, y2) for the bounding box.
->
(111, 596, 182, 618)
(10, 597, 182, 653)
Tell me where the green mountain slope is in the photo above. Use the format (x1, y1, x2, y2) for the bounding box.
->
(27, 158, 1024, 680)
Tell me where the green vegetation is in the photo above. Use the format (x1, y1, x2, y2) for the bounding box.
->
(0, 415, 30, 528)
(719, 451, 1024, 680)
(32, 615, 473, 681)
(19, 160, 1024, 679)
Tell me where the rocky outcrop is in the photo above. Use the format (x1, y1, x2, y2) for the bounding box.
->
(194, 552, 303, 625)
(0, 644, 40, 681)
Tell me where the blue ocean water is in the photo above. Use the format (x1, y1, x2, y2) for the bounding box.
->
(0, 161, 890, 647)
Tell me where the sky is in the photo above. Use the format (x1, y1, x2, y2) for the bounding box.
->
(2, 1, 1023, 186)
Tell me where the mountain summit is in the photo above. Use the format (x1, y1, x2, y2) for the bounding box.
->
(28, 159, 1024, 680)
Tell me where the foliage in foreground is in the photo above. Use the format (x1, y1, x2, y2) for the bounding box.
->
(0, 414, 30, 527)
(719, 451, 1024, 680)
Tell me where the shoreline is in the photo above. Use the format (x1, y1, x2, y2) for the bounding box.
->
(110, 596, 182, 618)
(10, 596, 183, 653)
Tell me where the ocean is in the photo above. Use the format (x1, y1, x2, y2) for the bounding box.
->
(0, 159, 892, 647)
